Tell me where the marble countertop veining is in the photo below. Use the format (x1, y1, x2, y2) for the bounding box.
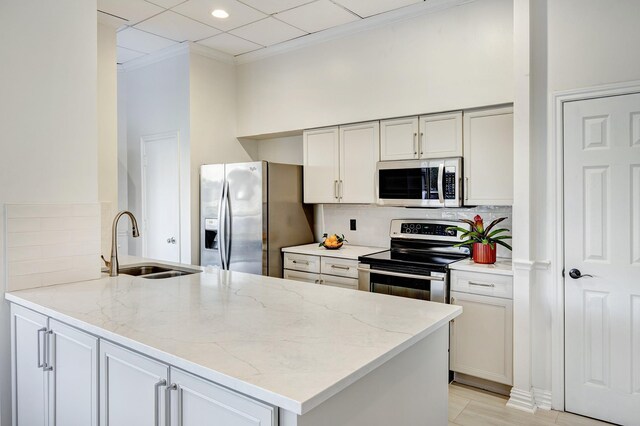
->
(6, 265, 460, 415)
(282, 243, 386, 260)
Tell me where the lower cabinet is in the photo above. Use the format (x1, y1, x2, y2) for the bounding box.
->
(11, 304, 98, 426)
(283, 253, 359, 290)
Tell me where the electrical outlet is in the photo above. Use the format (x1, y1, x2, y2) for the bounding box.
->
(350, 219, 356, 231)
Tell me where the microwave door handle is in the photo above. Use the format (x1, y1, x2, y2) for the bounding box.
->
(437, 163, 444, 204)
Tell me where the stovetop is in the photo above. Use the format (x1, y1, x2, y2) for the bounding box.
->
(359, 249, 468, 272)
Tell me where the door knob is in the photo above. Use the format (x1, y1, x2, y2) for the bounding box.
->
(167, 237, 176, 244)
(569, 268, 593, 279)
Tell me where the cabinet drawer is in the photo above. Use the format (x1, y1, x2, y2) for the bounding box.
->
(320, 275, 359, 290)
(451, 270, 513, 299)
(283, 253, 320, 273)
(320, 257, 358, 278)
(284, 269, 320, 284)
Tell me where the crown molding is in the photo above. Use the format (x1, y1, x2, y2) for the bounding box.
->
(119, 43, 190, 72)
(235, 0, 476, 65)
(188, 42, 235, 65)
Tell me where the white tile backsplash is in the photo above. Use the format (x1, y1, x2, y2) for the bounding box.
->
(319, 204, 513, 258)
(5, 203, 101, 291)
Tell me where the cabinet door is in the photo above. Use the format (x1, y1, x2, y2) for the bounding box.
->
(11, 304, 48, 426)
(419, 111, 462, 158)
(320, 274, 359, 290)
(169, 368, 276, 426)
(283, 269, 321, 284)
(339, 121, 379, 203)
(48, 319, 98, 426)
(449, 291, 513, 385)
(100, 340, 169, 426)
(463, 106, 514, 205)
(303, 127, 340, 203)
(380, 117, 419, 161)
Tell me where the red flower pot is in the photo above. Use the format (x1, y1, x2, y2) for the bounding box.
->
(473, 242, 497, 264)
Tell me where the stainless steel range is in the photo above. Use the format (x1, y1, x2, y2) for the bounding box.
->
(358, 219, 470, 303)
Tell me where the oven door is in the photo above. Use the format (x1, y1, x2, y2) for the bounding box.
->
(358, 263, 447, 302)
(376, 159, 462, 207)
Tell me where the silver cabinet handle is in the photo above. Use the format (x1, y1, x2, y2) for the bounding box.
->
(334, 180, 339, 199)
(339, 180, 343, 200)
(319, 279, 324, 285)
(165, 383, 180, 426)
(420, 132, 424, 156)
(413, 132, 418, 157)
(154, 379, 167, 426)
(331, 265, 350, 270)
(37, 327, 47, 368)
(314, 279, 320, 284)
(469, 281, 495, 288)
(43, 330, 53, 371)
(464, 177, 469, 201)
(292, 260, 309, 265)
(357, 267, 444, 281)
(437, 163, 445, 204)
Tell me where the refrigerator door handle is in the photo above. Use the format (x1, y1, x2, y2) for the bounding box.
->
(223, 181, 232, 269)
(218, 181, 227, 270)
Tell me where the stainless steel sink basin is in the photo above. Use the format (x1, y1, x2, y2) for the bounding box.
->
(117, 264, 201, 279)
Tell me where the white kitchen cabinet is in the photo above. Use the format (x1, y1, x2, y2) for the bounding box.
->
(169, 368, 276, 426)
(449, 270, 513, 386)
(303, 122, 379, 204)
(463, 106, 514, 205)
(100, 340, 169, 426)
(380, 117, 420, 161)
(419, 111, 463, 158)
(11, 304, 98, 426)
(11, 304, 48, 426)
(381, 112, 462, 161)
(319, 274, 359, 290)
(284, 269, 321, 284)
(284, 254, 359, 290)
(303, 127, 340, 203)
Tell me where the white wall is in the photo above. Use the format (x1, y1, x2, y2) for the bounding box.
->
(0, 0, 98, 422)
(236, 0, 513, 137)
(189, 50, 252, 264)
(120, 51, 191, 262)
(241, 135, 304, 165)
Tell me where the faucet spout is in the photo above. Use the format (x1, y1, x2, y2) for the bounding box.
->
(110, 211, 140, 277)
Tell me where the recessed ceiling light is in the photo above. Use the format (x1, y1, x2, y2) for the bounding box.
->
(211, 9, 229, 19)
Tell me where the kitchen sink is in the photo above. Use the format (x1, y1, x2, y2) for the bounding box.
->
(117, 264, 201, 279)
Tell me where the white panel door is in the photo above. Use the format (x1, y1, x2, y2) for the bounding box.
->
(303, 127, 340, 203)
(339, 121, 379, 203)
(419, 111, 463, 158)
(449, 291, 513, 385)
(11, 304, 48, 426)
(463, 107, 514, 205)
(564, 93, 640, 425)
(380, 116, 419, 161)
(169, 368, 276, 426)
(48, 319, 98, 426)
(100, 340, 169, 426)
(142, 131, 181, 262)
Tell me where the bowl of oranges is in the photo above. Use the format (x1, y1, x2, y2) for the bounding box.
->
(319, 233, 347, 250)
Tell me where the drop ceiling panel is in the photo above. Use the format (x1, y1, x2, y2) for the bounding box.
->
(172, 0, 267, 32)
(135, 11, 221, 41)
(198, 33, 263, 55)
(146, 0, 187, 8)
(117, 27, 178, 53)
(276, 0, 359, 33)
(332, 0, 422, 18)
(230, 17, 306, 46)
(97, 0, 164, 24)
(238, 0, 315, 15)
(117, 46, 147, 63)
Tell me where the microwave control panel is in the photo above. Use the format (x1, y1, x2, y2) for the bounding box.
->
(400, 223, 456, 237)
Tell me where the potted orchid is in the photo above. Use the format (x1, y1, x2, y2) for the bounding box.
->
(446, 215, 512, 264)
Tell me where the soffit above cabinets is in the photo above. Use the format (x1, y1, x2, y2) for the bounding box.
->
(104, 0, 425, 64)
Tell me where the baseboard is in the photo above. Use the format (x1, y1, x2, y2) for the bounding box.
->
(452, 372, 512, 396)
(532, 387, 552, 410)
(507, 387, 537, 413)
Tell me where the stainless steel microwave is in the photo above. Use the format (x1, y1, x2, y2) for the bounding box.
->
(376, 158, 463, 207)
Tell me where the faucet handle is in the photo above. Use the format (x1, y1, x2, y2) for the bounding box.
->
(101, 255, 111, 269)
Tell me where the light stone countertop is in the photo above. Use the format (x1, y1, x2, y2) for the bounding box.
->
(6, 262, 460, 415)
(282, 243, 386, 260)
(450, 258, 514, 276)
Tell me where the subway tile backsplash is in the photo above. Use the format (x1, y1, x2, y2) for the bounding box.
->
(319, 204, 513, 258)
(5, 203, 101, 291)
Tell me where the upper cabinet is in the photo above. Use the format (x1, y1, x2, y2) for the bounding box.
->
(304, 122, 379, 204)
(463, 106, 514, 206)
(380, 112, 462, 161)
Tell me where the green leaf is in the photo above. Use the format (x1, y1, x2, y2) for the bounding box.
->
(487, 228, 510, 238)
(453, 241, 475, 247)
(484, 217, 506, 234)
(491, 235, 512, 240)
(494, 240, 513, 251)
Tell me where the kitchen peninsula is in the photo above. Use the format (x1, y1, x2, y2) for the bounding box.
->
(7, 262, 460, 426)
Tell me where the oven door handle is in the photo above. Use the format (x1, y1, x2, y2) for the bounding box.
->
(357, 267, 444, 281)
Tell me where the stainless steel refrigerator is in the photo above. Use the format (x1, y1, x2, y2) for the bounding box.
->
(200, 161, 314, 277)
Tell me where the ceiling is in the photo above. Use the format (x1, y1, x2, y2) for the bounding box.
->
(98, 0, 424, 63)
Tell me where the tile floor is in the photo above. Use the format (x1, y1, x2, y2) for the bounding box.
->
(448, 383, 613, 426)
